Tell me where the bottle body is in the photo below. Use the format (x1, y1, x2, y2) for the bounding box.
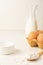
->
(25, 5, 38, 37)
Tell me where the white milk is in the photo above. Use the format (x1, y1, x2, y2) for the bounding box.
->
(25, 5, 38, 37)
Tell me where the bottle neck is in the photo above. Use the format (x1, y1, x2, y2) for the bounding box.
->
(30, 5, 38, 19)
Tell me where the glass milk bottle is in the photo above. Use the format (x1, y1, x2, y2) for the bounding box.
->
(25, 5, 38, 37)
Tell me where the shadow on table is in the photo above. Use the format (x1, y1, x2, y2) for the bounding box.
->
(6, 49, 22, 55)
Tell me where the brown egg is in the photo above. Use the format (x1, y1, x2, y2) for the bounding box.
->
(37, 33, 43, 49)
(37, 30, 43, 34)
(26, 30, 43, 48)
(37, 33, 43, 43)
(26, 31, 38, 47)
(27, 31, 39, 40)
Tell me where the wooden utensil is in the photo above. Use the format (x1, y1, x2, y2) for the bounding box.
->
(27, 51, 43, 61)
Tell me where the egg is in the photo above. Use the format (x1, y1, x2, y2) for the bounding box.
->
(37, 30, 43, 34)
(27, 30, 43, 41)
(37, 33, 43, 43)
(37, 33, 43, 49)
(26, 31, 38, 47)
(27, 31, 39, 40)
(26, 30, 43, 48)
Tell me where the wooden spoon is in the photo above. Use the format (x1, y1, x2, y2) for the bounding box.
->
(27, 51, 43, 61)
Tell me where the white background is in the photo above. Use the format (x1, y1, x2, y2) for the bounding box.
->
(0, 0, 43, 30)
(0, 1, 43, 65)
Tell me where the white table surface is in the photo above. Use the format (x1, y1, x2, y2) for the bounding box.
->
(0, 30, 43, 65)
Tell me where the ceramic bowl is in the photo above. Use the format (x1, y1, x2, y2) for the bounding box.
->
(0, 42, 14, 55)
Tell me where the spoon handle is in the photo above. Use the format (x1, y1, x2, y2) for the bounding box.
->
(38, 51, 43, 57)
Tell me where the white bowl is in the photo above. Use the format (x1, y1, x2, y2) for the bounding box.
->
(0, 42, 14, 55)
